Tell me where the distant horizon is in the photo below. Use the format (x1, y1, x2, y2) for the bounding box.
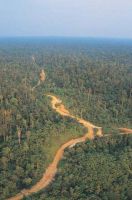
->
(0, 35, 132, 40)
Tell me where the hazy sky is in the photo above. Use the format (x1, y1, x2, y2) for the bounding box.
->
(0, 0, 132, 38)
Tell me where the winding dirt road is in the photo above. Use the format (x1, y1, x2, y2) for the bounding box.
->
(8, 94, 103, 200)
(8, 94, 131, 200)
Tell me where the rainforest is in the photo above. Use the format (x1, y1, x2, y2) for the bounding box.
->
(0, 37, 132, 200)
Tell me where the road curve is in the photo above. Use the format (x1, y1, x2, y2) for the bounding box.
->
(7, 94, 103, 200)
(7, 94, 132, 200)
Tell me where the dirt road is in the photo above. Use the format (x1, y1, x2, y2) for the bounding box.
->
(8, 94, 131, 200)
(8, 94, 103, 200)
(119, 128, 132, 134)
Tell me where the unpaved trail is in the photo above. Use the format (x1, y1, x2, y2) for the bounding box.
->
(47, 95, 103, 139)
(32, 69, 46, 91)
(39, 69, 46, 82)
(119, 128, 132, 134)
(32, 80, 41, 91)
(8, 95, 103, 200)
(8, 95, 132, 200)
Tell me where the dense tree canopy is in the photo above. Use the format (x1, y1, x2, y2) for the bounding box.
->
(0, 38, 132, 199)
(27, 135, 132, 200)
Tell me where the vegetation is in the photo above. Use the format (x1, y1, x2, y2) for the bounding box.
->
(0, 37, 132, 199)
(27, 134, 132, 200)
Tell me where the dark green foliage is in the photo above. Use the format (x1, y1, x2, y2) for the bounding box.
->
(0, 38, 132, 199)
(29, 135, 132, 200)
